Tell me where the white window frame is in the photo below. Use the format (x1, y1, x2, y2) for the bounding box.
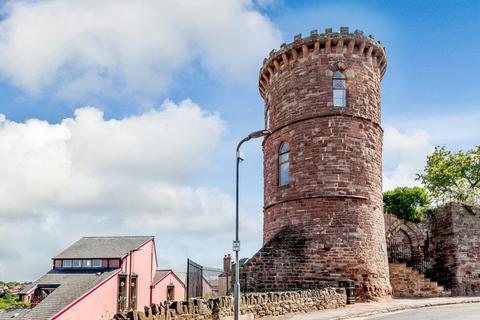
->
(62, 260, 72, 268)
(279, 143, 290, 187)
(92, 259, 102, 268)
(266, 108, 270, 130)
(72, 259, 82, 268)
(333, 71, 347, 107)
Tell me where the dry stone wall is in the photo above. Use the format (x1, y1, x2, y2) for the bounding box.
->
(115, 289, 346, 320)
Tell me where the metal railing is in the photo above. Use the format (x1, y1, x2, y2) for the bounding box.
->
(387, 243, 455, 289)
(387, 244, 428, 273)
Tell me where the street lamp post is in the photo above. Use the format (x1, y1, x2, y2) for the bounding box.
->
(234, 129, 270, 320)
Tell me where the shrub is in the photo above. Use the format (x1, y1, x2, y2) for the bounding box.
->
(383, 187, 430, 221)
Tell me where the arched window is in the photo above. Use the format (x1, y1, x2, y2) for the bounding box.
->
(333, 71, 346, 107)
(279, 142, 290, 186)
(266, 108, 270, 129)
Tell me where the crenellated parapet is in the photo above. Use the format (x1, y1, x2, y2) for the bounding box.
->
(258, 27, 387, 99)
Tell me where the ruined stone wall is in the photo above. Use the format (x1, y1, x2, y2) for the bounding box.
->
(116, 288, 346, 320)
(432, 203, 480, 296)
(385, 203, 480, 296)
(384, 213, 430, 266)
(241, 27, 391, 301)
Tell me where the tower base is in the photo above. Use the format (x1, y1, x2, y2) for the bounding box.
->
(240, 224, 392, 301)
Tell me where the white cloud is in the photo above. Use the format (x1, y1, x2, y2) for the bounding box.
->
(382, 110, 480, 191)
(254, 0, 279, 9)
(393, 111, 480, 147)
(0, 99, 261, 281)
(0, 0, 281, 99)
(0, 99, 224, 212)
(382, 126, 433, 191)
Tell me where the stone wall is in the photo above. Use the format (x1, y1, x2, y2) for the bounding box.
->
(115, 288, 346, 320)
(432, 203, 480, 296)
(389, 263, 447, 297)
(385, 203, 480, 296)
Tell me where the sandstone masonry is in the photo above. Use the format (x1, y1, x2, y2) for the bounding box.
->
(388, 263, 448, 298)
(116, 288, 346, 320)
(240, 27, 391, 300)
(385, 203, 480, 297)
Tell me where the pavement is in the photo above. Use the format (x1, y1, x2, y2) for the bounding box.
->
(270, 297, 480, 320)
(358, 303, 480, 319)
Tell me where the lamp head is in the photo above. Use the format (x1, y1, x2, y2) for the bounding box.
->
(248, 129, 271, 139)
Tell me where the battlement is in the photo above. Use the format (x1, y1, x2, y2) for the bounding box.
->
(259, 27, 387, 99)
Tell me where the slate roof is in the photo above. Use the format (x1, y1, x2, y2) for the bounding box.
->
(54, 236, 153, 259)
(152, 270, 172, 286)
(19, 269, 118, 320)
(0, 309, 30, 319)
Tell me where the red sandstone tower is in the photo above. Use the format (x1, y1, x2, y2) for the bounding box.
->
(241, 27, 391, 300)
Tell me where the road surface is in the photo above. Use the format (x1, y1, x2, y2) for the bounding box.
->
(361, 303, 480, 320)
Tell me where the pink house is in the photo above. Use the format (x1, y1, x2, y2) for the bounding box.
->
(18, 236, 185, 320)
(151, 270, 186, 302)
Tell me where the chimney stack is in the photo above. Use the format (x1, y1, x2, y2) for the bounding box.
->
(223, 254, 232, 272)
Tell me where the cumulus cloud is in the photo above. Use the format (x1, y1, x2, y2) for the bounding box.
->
(0, 99, 223, 212)
(0, 99, 261, 281)
(382, 110, 480, 191)
(0, 0, 281, 99)
(254, 0, 279, 9)
(382, 126, 433, 191)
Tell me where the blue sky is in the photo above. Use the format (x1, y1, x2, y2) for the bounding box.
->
(0, 0, 478, 281)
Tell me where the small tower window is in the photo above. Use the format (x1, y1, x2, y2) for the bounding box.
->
(266, 108, 270, 130)
(279, 142, 290, 186)
(333, 71, 346, 107)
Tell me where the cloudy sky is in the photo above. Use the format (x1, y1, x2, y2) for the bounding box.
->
(0, 0, 479, 281)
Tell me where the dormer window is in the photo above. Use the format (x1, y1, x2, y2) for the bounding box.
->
(60, 259, 102, 268)
(62, 260, 72, 268)
(333, 71, 346, 107)
(92, 259, 102, 268)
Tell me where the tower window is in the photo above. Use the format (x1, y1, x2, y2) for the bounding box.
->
(266, 108, 270, 129)
(333, 71, 346, 107)
(279, 142, 290, 186)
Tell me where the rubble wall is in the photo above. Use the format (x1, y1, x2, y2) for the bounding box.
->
(116, 288, 346, 320)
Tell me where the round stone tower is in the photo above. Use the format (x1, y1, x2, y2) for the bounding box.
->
(241, 27, 391, 300)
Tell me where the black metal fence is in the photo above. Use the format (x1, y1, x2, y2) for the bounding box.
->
(186, 259, 223, 299)
(186, 259, 203, 300)
(387, 243, 428, 274)
(387, 243, 454, 289)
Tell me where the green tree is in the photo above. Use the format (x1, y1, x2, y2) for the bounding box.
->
(417, 145, 480, 205)
(0, 291, 29, 310)
(383, 187, 430, 221)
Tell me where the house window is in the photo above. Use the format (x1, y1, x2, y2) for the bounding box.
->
(92, 259, 102, 268)
(129, 275, 138, 310)
(72, 260, 82, 268)
(62, 260, 72, 268)
(266, 108, 270, 129)
(117, 275, 127, 313)
(279, 142, 290, 186)
(82, 260, 91, 268)
(333, 71, 346, 107)
(167, 284, 175, 301)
